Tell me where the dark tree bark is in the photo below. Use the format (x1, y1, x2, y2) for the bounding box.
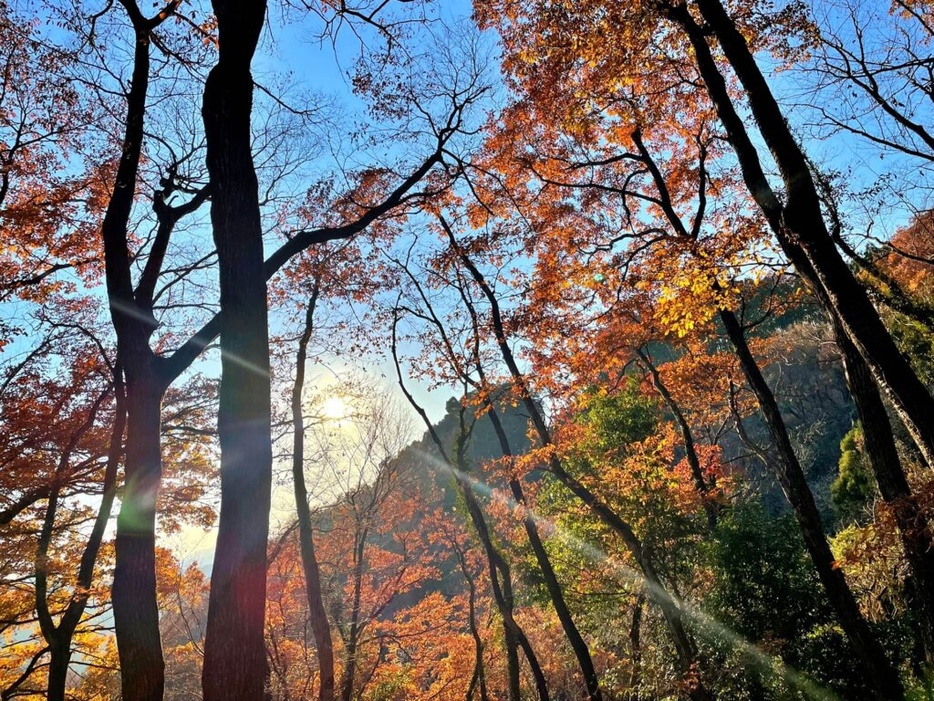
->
(93, 2, 201, 698)
(449, 265, 603, 700)
(649, 11, 927, 684)
(832, 321, 934, 663)
(339, 525, 370, 701)
(452, 537, 490, 701)
(290, 280, 337, 701)
(661, 6, 934, 668)
(456, 467, 550, 701)
(628, 592, 645, 693)
(113, 374, 168, 701)
(101, 2, 167, 691)
(200, 0, 273, 698)
(719, 307, 904, 701)
(88, 3, 461, 698)
(671, 0, 934, 469)
(38, 379, 122, 701)
(484, 403, 603, 701)
(450, 435, 547, 701)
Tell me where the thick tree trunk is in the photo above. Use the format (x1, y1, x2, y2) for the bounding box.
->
(113, 379, 166, 701)
(99, 9, 168, 698)
(719, 308, 904, 701)
(200, 0, 272, 698)
(46, 640, 72, 701)
(685, 0, 934, 468)
(833, 321, 934, 662)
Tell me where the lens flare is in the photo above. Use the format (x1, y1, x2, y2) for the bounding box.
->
(417, 449, 840, 701)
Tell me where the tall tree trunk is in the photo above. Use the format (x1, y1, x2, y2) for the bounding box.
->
(719, 307, 904, 701)
(677, 0, 934, 467)
(667, 9, 927, 680)
(833, 321, 934, 662)
(99, 5, 168, 697)
(200, 0, 272, 698)
(290, 283, 336, 701)
(785, 241, 934, 656)
(485, 405, 602, 701)
(113, 377, 167, 701)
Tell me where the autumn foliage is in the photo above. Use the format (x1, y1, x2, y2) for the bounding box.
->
(3, 0, 934, 700)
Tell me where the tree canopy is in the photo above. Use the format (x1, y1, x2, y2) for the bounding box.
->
(2, 0, 934, 699)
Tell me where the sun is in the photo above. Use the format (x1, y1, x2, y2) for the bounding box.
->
(321, 396, 348, 421)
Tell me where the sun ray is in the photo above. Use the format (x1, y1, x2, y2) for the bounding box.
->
(417, 449, 840, 701)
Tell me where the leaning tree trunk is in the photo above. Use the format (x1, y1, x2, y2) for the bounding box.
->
(832, 321, 934, 662)
(485, 404, 602, 701)
(670, 6, 932, 670)
(460, 481, 550, 701)
(719, 308, 904, 701)
(200, 0, 273, 698)
(636, 349, 718, 530)
(46, 379, 127, 701)
(452, 416, 549, 701)
(678, 0, 934, 468)
(38, 386, 116, 701)
(391, 332, 545, 701)
(446, 227, 712, 701)
(780, 230, 934, 657)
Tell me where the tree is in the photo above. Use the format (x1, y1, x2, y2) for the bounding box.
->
(198, 0, 272, 696)
(289, 266, 337, 701)
(390, 236, 608, 700)
(0, 333, 118, 700)
(391, 328, 553, 701)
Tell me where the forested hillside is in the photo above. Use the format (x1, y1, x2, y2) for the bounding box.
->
(2, 0, 934, 699)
